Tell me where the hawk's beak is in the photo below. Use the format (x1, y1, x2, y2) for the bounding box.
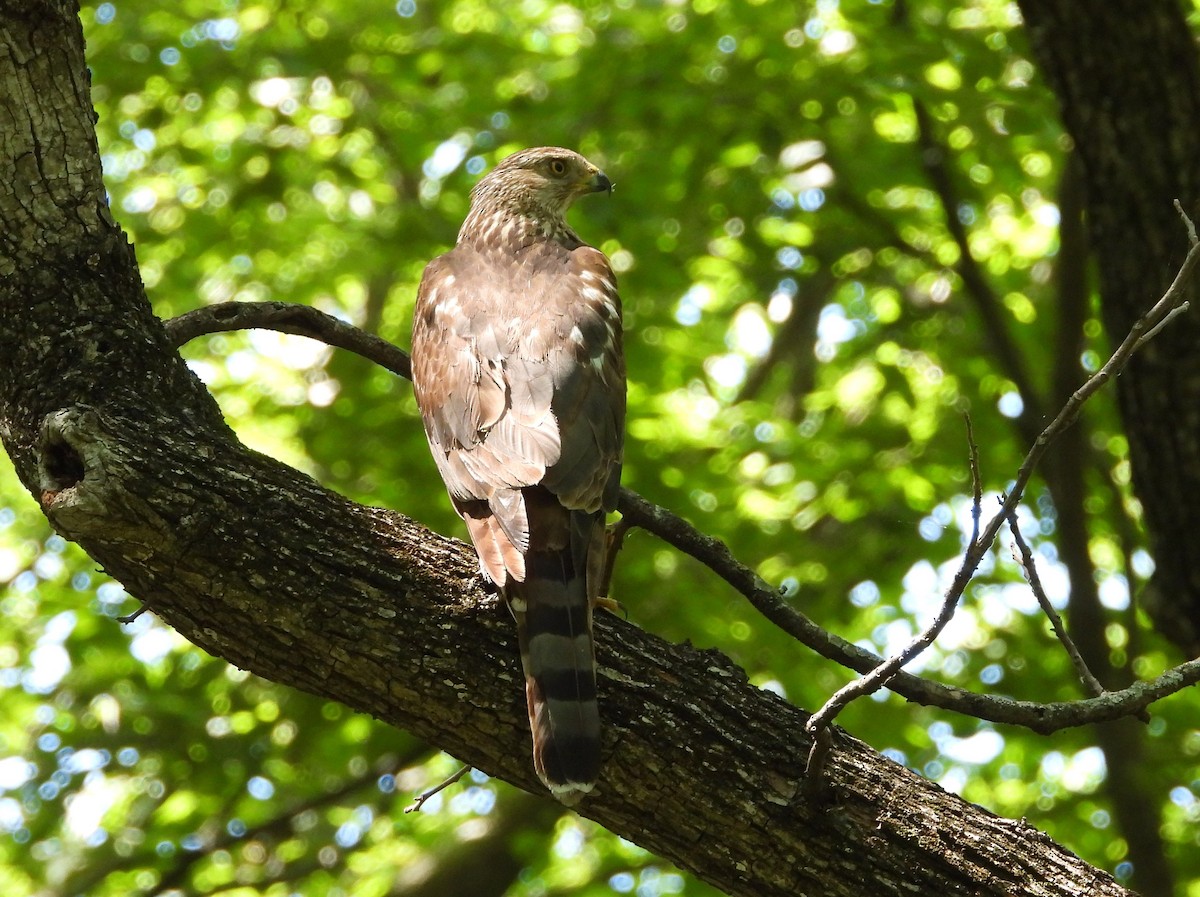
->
(586, 169, 613, 195)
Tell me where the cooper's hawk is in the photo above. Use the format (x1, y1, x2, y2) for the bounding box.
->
(411, 147, 625, 804)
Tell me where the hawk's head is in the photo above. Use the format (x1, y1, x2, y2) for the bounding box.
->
(461, 147, 610, 244)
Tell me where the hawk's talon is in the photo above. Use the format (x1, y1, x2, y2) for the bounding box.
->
(593, 595, 626, 618)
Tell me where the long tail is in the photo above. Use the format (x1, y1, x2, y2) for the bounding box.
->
(508, 532, 601, 805)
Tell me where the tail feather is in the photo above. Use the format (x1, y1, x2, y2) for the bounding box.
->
(510, 537, 601, 804)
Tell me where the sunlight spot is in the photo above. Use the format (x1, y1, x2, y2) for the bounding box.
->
(756, 678, 786, 698)
(1033, 202, 1061, 228)
(1063, 747, 1106, 792)
(766, 289, 793, 322)
(63, 749, 108, 775)
(1131, 549, 1155, 579)
(938, 766, 968, 794)
(65, 773, 122, 841)
(554, 823, 585, 859)
(130, 627, 179, 665)
(817, 304, 856, 344)
(849, 580, 880, 607)
(121, 186, 157, 214)
(675, 284, 711, 326)
(249, 330, 331, 370)
(0, 758, 36, 790)
(308, 378, 340, 408)
(731, 306, 771, 357)
(424, 137, 469, 179)
(26, 644, 70, 693)
(706, 354, 746, 389)
(819, 29, 855, 55)
(247, 776, 275, 800)
(251, 77, 298, 108)
(997, 391, 1023, 418)
(1098, 574, 1129, 610)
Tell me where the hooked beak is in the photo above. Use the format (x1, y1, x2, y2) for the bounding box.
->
(586, 168, 613, 195)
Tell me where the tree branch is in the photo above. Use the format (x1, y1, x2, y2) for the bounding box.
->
(166, 300, 412, 380)
(1005, 510, 1106, 699)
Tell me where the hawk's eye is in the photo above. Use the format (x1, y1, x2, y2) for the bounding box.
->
(548, 159, 568, 176)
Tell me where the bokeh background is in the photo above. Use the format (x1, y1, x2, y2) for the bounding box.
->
(2, 1, 1198, 895)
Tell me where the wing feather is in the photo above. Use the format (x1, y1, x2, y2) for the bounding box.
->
(412, 241, 624, 584)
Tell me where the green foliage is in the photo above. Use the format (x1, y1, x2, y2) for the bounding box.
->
(2, 0, 1198, 894)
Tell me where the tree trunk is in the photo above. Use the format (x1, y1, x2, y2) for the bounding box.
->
(0, 3, 1141, 895)
(1018, 0, 1200, 655)
(1016, 8, 1200, 890)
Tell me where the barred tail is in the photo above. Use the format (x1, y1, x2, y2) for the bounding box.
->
(510, 548, 600, 804)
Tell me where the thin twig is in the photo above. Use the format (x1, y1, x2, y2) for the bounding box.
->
(965, 412, 982, 548)
(804, 542, 972, 773)
(801, 225, 1200, 764)
(616, 487, 1200, 733)
(1174, 198, 1198, 246)
(801, 215, 1200, 757)
(1131, 301, 1190, 352)
(804, 417, 985, 780)
(405, 764, 470, 813)
(165, 301, 412, 379)
(116, 604, 148, 624)
(1005, 508, 1105, 698)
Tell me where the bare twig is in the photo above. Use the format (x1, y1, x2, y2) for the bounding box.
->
(804, 418, 985, 779)
(1131, 301, 1190, 351)
(805, 540, 974, 772)
(405, 765, 470, 813)
(1005, 509, 1105, 698)
(615, 487, 1200, 733)
(799, 219, 1200, 770)
(1174, 199, 1198, 246)
(965, 413, 982, 548)
(116, 604, 148, 624)
(165, 301, 413, 379)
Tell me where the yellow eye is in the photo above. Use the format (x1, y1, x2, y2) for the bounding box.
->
(548, 159, 567, 175)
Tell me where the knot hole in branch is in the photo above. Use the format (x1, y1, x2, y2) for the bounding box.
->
(42, 432, 85, 492)
(38, 406, 101, 498)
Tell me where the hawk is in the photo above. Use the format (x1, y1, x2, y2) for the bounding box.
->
(411, 147, 625, 804)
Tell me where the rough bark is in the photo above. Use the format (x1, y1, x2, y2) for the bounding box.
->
(1018, 0, 1200, 655)
(0, 3, 1140, 896)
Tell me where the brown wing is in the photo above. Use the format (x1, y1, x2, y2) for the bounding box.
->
(410, 242, 624, 585)
(541, 245, 625, 514)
